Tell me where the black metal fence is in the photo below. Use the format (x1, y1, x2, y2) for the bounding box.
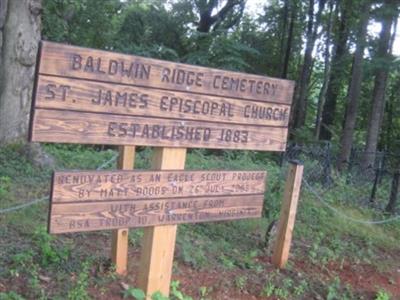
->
(281, 142, 400, 214)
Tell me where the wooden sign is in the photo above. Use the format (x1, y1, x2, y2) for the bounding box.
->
(30, 41, 294, 151)
(49, 170, 267, 234)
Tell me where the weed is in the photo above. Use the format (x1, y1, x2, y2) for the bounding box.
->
(234, 249, 258, 269)
(0, 291, 25, 300)
(150, 291, 169, 300)
(234, 275, 247, 291)
(218, 254, 235, 269)
(293, 279, 308, 296)
(32, 226, 70, 267)
(198, 286, 211, 300)
(324, 277, 355, 300)
(0, 176, 11, 199)
(123, 287, 146, 300)
(67, 261, 91, 300)
(128, 228, 144, 246)
(177, 233, 208, 269)
(10, 250, 46, 299)
(261, 281, 275, 297)
(122, 282, 192, 300)
(170, 280, 192, 300)
(375, 289, 391, 300)
(43, 144, 117, 170)
(326, 277, 341, 300)
(273, 286, 289, 299)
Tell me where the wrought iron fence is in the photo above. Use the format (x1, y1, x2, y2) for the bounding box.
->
(281, 142, 400, 215)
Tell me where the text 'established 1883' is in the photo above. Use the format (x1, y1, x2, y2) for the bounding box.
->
(30, 41, 295, 151)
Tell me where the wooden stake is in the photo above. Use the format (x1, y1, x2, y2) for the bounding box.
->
(111, 146, 135, 275)
(272, 162, 303, 269)
(138, 147, 187, 297)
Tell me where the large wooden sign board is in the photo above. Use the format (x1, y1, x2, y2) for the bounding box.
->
(49, 170, 266, 234)
(29, 41, 294, 151)
(28, 41, 295, 296)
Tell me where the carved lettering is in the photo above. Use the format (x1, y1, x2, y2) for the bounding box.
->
(92, 89, 148, 108)
(213, 75, 278, 96)
(70, 54, 151, 80)
(161, 67, 203, 87)
(106, 122, 212, 142)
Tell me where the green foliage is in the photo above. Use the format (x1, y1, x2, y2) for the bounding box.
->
(325, 277, 355, 300)
(260, 279, 289, 299)
(198, 286, 210, 300)
(170, 281, 192, 300)
(234, 275, 247, 291)
(0, 176, 11, 199)
(123, 287, 146, 300)
(150, 291, 169, 300)
(0, 292, 25, 300)
(9, 250, 46, 299)
(32, 226, 70, 267)
(1, 142, 400, 299)
(115, 2, 184, 59)
(122, 281, 191, 300)
(178, 232, 208, 269)
(43, 144, 117, 170)
(67, 261, 91, 300)
(375, 289, 391, 300)
(184, 31, 260, 71)
(0, 142, 51, 185)
(43, 0, 121, 49)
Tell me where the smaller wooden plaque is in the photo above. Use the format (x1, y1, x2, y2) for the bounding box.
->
(49, 170, 267, 233)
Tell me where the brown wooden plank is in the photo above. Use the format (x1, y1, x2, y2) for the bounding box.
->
(51, 170, 267, 203)
(111, 145, 135, 275)
(30, 109, 287, 151)
(35, 75, 290, 127)
(138, 147, 187, 297)
(49, 194, 264, 234)
(38, 41, 295, 105)
(272, 162, 303, 269)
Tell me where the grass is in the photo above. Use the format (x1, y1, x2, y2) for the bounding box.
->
(1, 143, 399, 299)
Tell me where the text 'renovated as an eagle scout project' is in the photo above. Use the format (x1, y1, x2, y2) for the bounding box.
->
(48, 170, 266, 234)
(30, 41, 294, 151)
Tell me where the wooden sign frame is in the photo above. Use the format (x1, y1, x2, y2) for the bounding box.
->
(28, 41, 296, 297)
(29, 41, 294, 152)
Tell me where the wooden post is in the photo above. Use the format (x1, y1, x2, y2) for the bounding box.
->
(138, 147, 187, 297)
(272, 161, 303, 269)
(111, 146, 135, 275)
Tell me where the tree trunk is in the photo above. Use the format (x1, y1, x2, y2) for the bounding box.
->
(279, 0, 289, 56)
(382, 17, 398, 152)
(386, 170, 400, 214)
(291, 0, 326, 131)
(196, 0, 244, 33)
(314, 0, 334, 139)
(337, 0, 370, 171)
(384, 73, 400, 153)
(318, 0, 350, 141)
(0, 0, 41, 144)
(281, 1, 296, 79)
(362, 0, 397, 169)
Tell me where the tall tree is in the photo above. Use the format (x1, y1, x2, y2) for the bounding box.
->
(314, 0, 335, 138)
(362, 0, 398, 169)
(195, 0, 245, 33)
(291, 0, 326, 130)
(319, 0, 351, 140)
(0, 0, 41, 143)
(280, 0, 296, 79)
(337, 0, 371, 171)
